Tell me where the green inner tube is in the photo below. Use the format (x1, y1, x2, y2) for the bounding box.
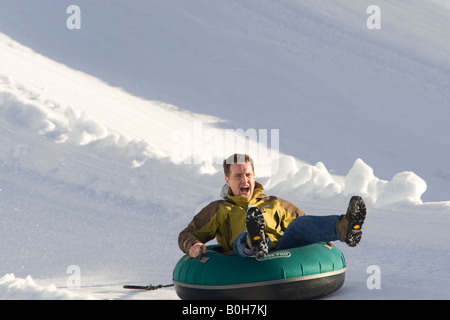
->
(173, 242, 346, 300)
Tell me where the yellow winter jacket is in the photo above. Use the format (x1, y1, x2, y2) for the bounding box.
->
(178, 182, 305, 255)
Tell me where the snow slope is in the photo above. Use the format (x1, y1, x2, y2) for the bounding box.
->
(0, 0, 449, 300)
(1, 0, 450, 202)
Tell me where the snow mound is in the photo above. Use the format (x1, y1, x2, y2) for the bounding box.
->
(0, 274, 95, 300)
(344, 159, 427, 206)
(267, 156, 429, 207)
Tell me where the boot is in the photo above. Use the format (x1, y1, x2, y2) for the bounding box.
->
(338, 196, 367, 247)
(246, 205, 268, 259)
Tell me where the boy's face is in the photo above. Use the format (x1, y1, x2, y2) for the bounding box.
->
(225, 162, 255, 201)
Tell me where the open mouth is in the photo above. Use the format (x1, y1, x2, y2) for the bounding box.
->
(240, 186, 250, 195)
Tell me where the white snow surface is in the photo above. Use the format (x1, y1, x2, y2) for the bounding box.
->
(0, 0, 449, 300)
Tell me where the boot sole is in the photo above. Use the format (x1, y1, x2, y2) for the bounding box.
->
(246, 206, 268, 258)
(345, 196, 367, 247)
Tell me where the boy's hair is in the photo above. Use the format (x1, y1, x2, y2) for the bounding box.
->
(223, 154, 254, 177)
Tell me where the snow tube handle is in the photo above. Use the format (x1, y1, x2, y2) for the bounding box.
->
(183, 251, 210, 263)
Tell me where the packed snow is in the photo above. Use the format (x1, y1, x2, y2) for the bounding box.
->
(0, 0, 449, 300)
